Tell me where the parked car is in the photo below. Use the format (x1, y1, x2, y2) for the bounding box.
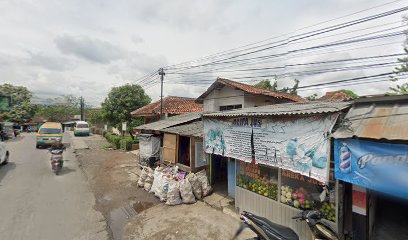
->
(74, 121, 90, 136)
(36, 122, 63, 148)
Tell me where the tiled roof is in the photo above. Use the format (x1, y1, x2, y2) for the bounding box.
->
(319, 91, 354, 101)
(131, 96, 203, 117)
(196, 78, 305, 103)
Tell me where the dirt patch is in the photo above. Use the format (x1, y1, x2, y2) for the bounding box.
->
(75, 134, 159, 240)
(75, 134, 254, 240)
(123, 201, 255, 240)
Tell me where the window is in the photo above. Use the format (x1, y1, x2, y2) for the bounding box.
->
(76, 124, 88, 128)
(236, 160, 278, 200)
(219, 104, 242, 111)
(39, 128, 61, 134)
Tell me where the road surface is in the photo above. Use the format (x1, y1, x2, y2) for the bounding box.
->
(0, 133, 109, 240)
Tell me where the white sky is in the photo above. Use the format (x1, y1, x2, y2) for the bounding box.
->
(0, 0, 407, 106)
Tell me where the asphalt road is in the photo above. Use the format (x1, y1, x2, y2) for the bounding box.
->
(0, 133, 109, 240)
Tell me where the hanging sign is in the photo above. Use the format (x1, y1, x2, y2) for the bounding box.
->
(203, 118, 254, 162)
(253, 114, 338, 183)
(334, 139, 408, 199)
(204, 114, 338, 182)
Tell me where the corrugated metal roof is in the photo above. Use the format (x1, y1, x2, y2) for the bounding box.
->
(203, 101, 351, 117)
(333, 100, 408, 140)
(135, 112, 202, 131)
(162, 121, 203, 137)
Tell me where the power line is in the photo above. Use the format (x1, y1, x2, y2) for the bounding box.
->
(164, 61, 400, 84)
(166, 53, 405, 76)
(165, 5, 408, 71)
(163, 0, 405, 70)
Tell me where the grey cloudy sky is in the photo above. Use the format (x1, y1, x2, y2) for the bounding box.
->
(0, 0, 407, 106)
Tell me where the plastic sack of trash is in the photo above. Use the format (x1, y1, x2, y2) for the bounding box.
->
(166, 179, 182, 206)
(186, 173, 202, 200)
(196, 169, 212, 197)
(149, 168, 163, 194)
(179, 178, 196, 204)
(143, 169, 154, 192)
(137, 167, 150, 187)
(158, 175, 170, 202)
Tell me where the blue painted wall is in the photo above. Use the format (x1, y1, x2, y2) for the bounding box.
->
(228, 158, 236, 198)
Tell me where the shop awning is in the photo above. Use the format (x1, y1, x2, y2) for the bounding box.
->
(162, 121, 203, 138)
(333, 95, 408, 141)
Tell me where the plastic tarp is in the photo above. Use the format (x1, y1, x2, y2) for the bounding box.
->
(138, 134, 161, 166)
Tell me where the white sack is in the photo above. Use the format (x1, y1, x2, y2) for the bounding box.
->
(187, 173, 202, 200)
(166, 179, 182, 206)
(179, 178, 196, 204)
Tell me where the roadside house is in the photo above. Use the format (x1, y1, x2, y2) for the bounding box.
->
(319, 91, 354, 101)
(131, 96, 203, 124)
(196, 78, 304, 112)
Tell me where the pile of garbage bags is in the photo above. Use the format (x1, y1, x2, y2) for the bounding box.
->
(138, 166, 212, 206)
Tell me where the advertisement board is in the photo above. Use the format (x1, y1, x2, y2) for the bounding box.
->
(204, 113, 338, 182)
(204, 117, 253, 162)
(334, 139, 408, 199)
(254, 114, 338, 183)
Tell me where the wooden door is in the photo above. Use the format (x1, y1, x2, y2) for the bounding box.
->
(163, 133, 177, 163)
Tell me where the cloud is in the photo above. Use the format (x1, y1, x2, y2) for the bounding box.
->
(131, 35, 143, 44)
(27, 51, 74, 71)
(54, 35, 125, 64)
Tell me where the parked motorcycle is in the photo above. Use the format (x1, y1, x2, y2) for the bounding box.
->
(233, 210, 338, 240)
(48, 149, 64, 175)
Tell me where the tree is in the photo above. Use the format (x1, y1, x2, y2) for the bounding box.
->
(86, 108, 104, 125)
(388, 48, 408, 95)
(33, 95, 84, 122)
(101, 84, 151, 131)
(255, 79, 276, 91)
(305, 93, 318, 101)
(0, 84, 35, 123)
(35, 105, 78, 122)
(255, 78, 300, 95)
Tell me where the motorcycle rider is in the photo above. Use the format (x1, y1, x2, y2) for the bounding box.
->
(50, 138, 65, 151)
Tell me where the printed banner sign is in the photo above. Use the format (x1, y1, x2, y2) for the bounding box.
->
(254, 114, 338, 183)
(204, 118, 253, 162)
(334, 139, 408, 199)
(204, 114, 338, 182)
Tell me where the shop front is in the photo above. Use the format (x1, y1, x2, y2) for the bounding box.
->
(203, 101, 350, 239)
(332, 95, 408, 240)
(333, 139, 408, 240)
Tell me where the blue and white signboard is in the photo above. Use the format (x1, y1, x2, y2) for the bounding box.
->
(334, 139, 408, 199)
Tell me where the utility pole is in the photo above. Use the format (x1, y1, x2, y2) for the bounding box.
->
(80, 96, 84, 121)
(159, 68, 165, 120)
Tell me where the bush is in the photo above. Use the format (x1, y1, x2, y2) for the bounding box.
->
(104, 132, 121, 149)
(104, 132, 138, 150)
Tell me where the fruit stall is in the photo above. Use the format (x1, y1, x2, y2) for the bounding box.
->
(235, 161, 341, 240)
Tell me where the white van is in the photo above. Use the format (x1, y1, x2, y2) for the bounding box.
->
(74, 121, 90, 136)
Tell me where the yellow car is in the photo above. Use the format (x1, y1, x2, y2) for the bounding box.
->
(36, 122, 63, 148)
